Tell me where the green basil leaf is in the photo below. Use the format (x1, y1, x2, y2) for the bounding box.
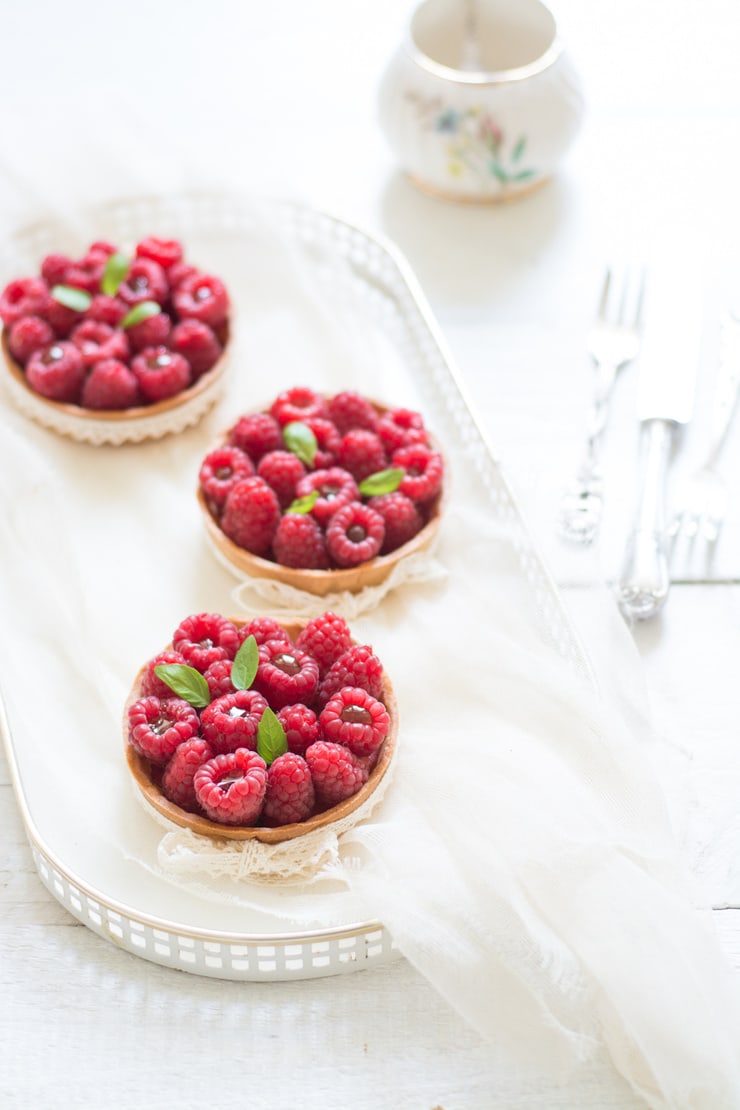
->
(285, 490, 319, 515)
(283, 421, 317, 467)
(231, 634, 259, 691)
(153, 663, 210, 708)
(256, 706, 288, 766)
(121, 300, 161, 329)
(101, 251, 130, 296)
(51, 285, 92, 312)
(358, 467, 405, 497)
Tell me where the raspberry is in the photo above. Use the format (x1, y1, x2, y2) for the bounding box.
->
(257, 449, 306, 508)
(87, 241, 117, 259)
(221, 476, 281, 556)
(367, 491, 424, 553)
(26, 341, 85, 403)
(117, 257, 168, 306)
(270, 386, 329, 426)
(203, 658, 235, 701)
(172, 612, 240, 672)
(170, 319, 222, 377)
(140, 650, 187, 699)
(337, 429, 387, 482)
(86, 294, 127, 327)
(43, 297, 83, 338)
(41, 254, 72, 286)
(135, 236, 183, 270)
(131, 346, 191, 403)
(65, 255, 105, 293)
(200, 689, 269, 754)
(7, 315, 55, 365)
(167, 262, 197, 289)
(327, 390, 379, 436)
(305, 741, 368, 807)
(272, 513, 330, 569)
(301, 416, 341, 468)
(194, 749, 268, 826)
(277, 703, 320, 755)
(326, 501, 384, 567)
(319, 644, 384, 706)
(161, 737, 214, 812)
(294, 611, 352, 676)
(70, 319, 130, 367)
(81, 358, 140, 410)
(294, 467, 359, 528)
(255, 642, 320, 710)
(263, 752, 315, 826)
(238, 617, 292, 649)
(319, 687, 390, 758)
(230, 412, 283, 462)
(394, 443, 444, 503)
(377, 407, 428, 453)
(0, 277, 49, 327)
(199, 446, 255, 512)
(125, 309, 172, 352)
(128, 695, 201, 765)
(172, 272, 229, 328)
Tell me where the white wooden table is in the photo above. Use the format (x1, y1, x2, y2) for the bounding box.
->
(1, 2, 739, 1107)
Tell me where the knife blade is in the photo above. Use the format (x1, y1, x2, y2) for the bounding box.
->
(617, 274, 703, 620)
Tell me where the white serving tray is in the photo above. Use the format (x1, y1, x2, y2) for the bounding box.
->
(0, 192, 590, 981)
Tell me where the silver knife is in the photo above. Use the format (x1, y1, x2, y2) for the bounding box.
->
(617, 276, 702, 620)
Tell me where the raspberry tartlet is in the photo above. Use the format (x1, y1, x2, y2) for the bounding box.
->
(0, 236, 231, 444)
(123, 611, 397, 844)
(197, 388, 444, 596)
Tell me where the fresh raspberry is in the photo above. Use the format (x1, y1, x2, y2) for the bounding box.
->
(203, 658, 235, 701)
(272, 513, 330, 569)
(69, 319, 129, 367)
(394, 443, 444, 503)
(194, 749, 268, 826)
(319, 643, 385, 706)
(327, 390, 379, 436)
(131, 346, 191, 403)
(200, 689, 269, 754)
(117, 257, 168, 306)
(65, 255, 105, 293)
(199, 446, 255, 512)
(0, 277, 49, 327)
(257, 449, 306, 508)
(221, 476, 281, 556)
(161, 737, 214, 812)
(377, 407, 428, 453)
(367, 491, 424, 553)
(139, 650, 188, 699)
(337, 429, 387, 482)
(319, 687, 390, 758)
(229, 412, 283, 462)
(326, 501, 384, 567)
(255, 641, 320, 710)
(305, 741, 368, 807)
(294, 611, 352, 676)
(7, 315, 55, 365)
(276, 703, 320, 755)
(125, 309, 172, 352)
(135, 236, 183, 270)
(270, 386, 329, 426)
(167, 262, 197, 289)
(81, 358, 140, 410)
(301, 416, 341, 468)
(87, 240, 117, 259)
(263, 752, 315, 826)
(172, 612, 240, 672)
(170, 319, 222, 377)
(85, 294, 127, 327)
(127, 695, 201, 765)
(40, 254, 72, 286)
(26, 341, 85, 403)
(294, 466, 359, 528)
(42, 297, 83, 338)
(172, 271, 230, 328)
(237, 617, 292, 650)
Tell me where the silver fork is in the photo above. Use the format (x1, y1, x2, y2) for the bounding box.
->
(558, 266, 646, 544)
(669, 310, 740, 544)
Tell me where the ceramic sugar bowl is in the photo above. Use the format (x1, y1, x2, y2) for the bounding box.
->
(378, 0, 584, 202)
